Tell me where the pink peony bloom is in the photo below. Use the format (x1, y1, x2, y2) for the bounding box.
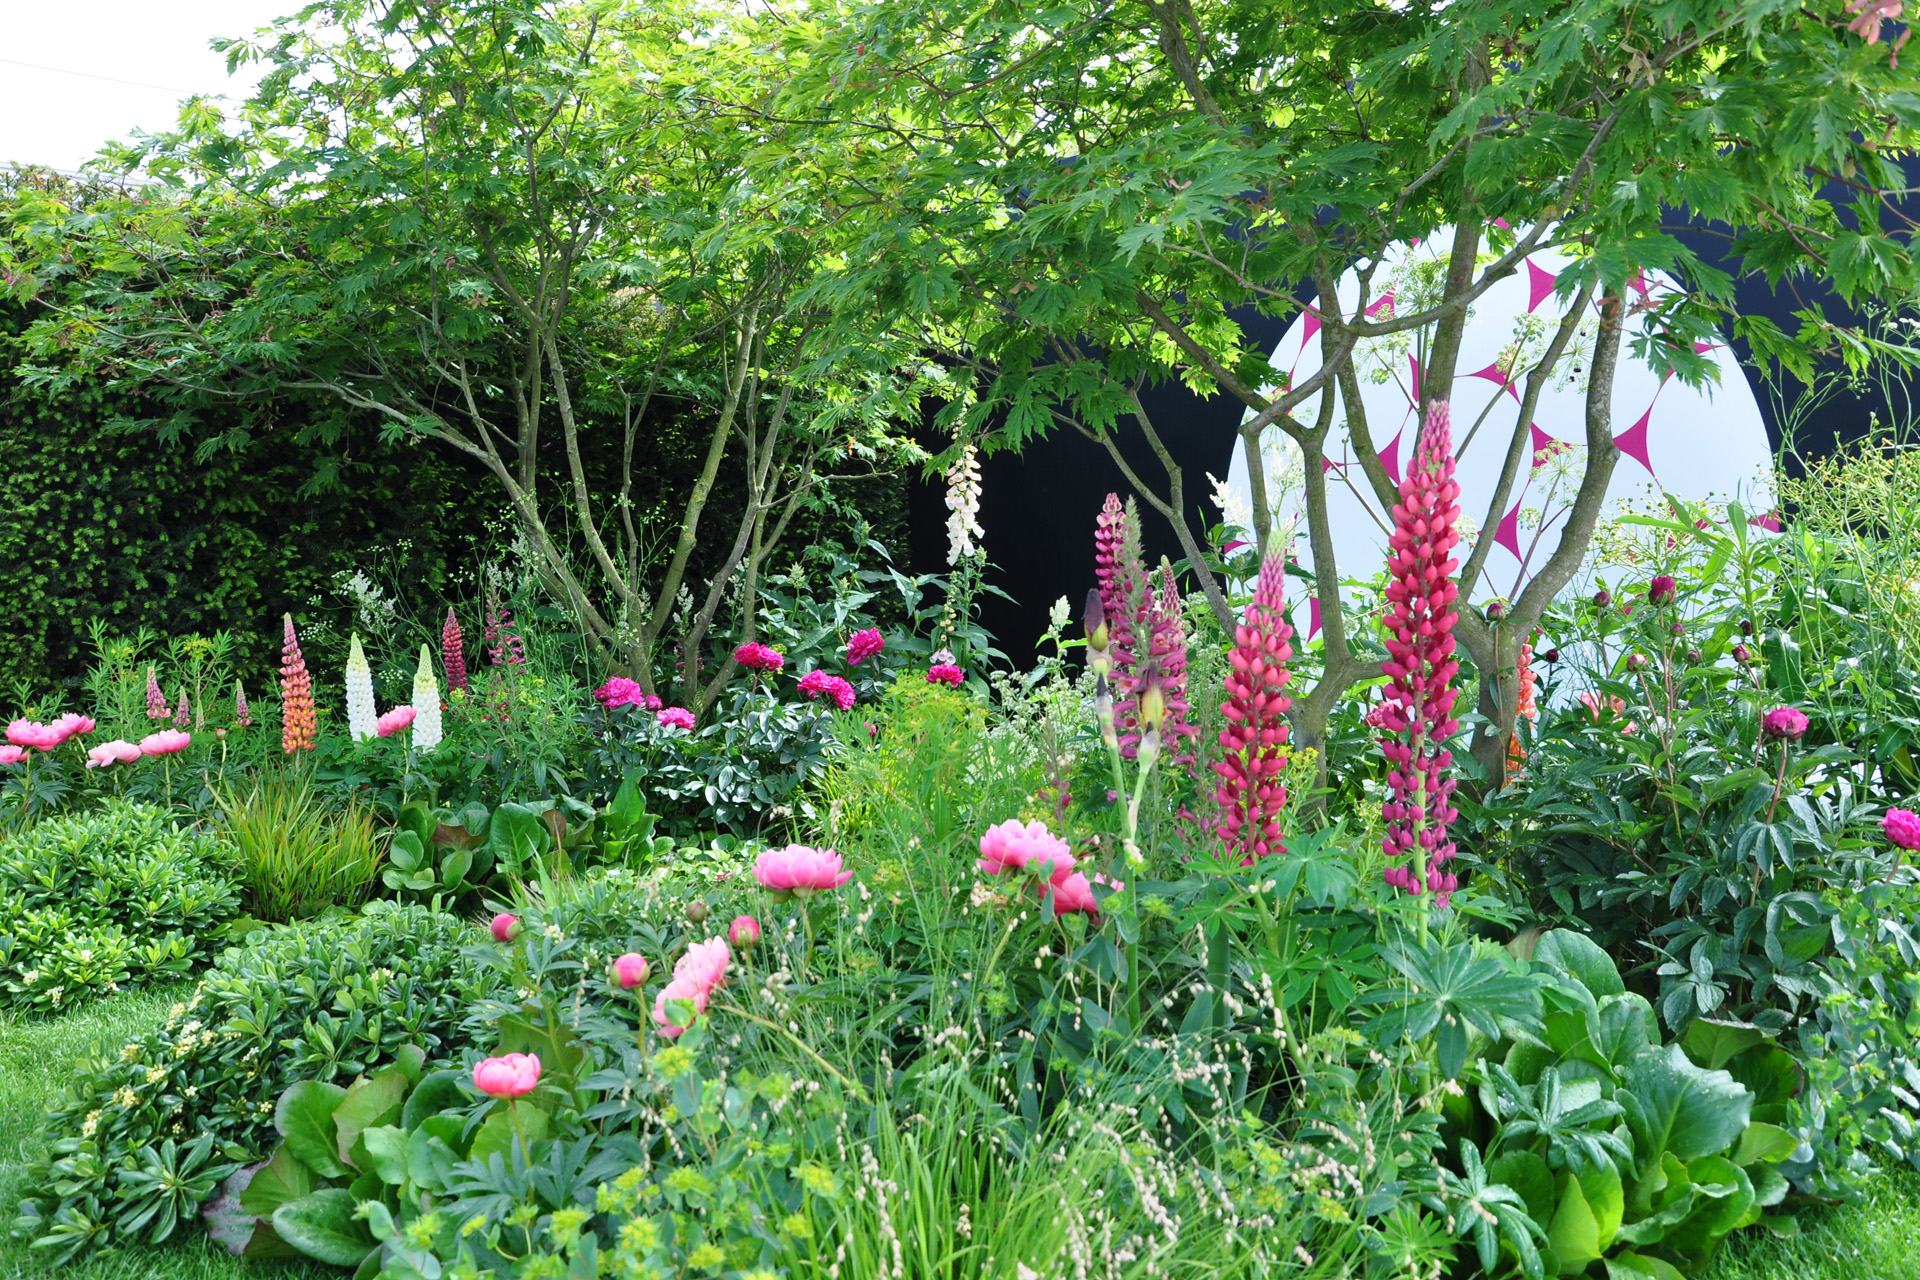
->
(656, 706, 696, 730)
(610, 953, 650, 990)
(376, 706, 417, 737)
(1049, 871, 1124, 919)
(86, 740, 143, 768)
(1578, 692, 1637, 735)
(797, 669, 856, 711)
(472, 1053, 541, 1098)
(1762, 706, 1809, 742)
(674, 937, 731, 991)
(1883, 808, 1920, 853)
(53, 712, 95, 739)
(846, 628, 885, 666)
(6, 719, 66, 750)
(595, 677, 661, 712)
(0, 746, 25, 766)
(977, 818, 1076, 885)
(490, 913, 521, 942)
(734, 641, 785, 673)
(138, 729, 192, 755)
(752, 844, 853, 896)
(927, 663, 963, 687)
(652, 976, 709, 1038)
(729, 915, 760, 948)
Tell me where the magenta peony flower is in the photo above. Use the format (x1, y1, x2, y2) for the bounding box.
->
(1761, 706, 1809, 742)
(656, 706, 696, 730)
(86, 739, 143, 768)
(137, 729, 192, 756)
(595, 676, 660, 712)
(490, 913, 522, 943)
(1378, 401, 1464, 909)
(376, 705, 417, 737)
(1214, 550, 1294, 865)
(797, 669, 856, 710)
(753, 844, 853, 896)
(927, 663, 963, 687)
(977, 818, 1076, 885)
(146, 667, 170, 720)
(729, 915, 760, 948)
(652, 976, 709, 1038)
(472, 1053, 541, 1099)
(734, 641, 785, 673)
(846, 628, 885, 666)
(0, 745, 25, 766)
(610, 953, 650, 990)
(1885, 808, 1920, 852)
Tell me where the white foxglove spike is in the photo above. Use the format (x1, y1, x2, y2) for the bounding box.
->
(410, 644, 442, 752)
(345, 633, 378, 741)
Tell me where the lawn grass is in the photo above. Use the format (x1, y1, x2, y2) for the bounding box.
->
(0, 986, 1917, 1279)
(0, 985, 325, 1280)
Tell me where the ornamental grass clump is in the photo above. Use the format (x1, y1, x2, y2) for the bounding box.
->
(1378, 401, 1464, 909)
(1214, 549, 1293, 865)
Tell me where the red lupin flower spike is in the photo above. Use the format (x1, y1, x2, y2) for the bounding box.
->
(1214, 550, 1294, 864)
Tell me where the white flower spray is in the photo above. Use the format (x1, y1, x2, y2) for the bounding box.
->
(410, 644, 442, 752)
(944, 442, 984, 566)
(344, 633, 378, 741)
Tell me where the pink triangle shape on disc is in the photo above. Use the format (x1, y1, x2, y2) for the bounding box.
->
(1530, 423, 1558, 467)
(1494, 501, 1523, 559)
(1526, 259, 1558, 314)
(1301, 309, 1322, 349)
(1468, 362, 1522, 402)
(1365, 291, 1395, 319)
(1615, 407, 1656, 476)
(1407, 354, 1422, 407)
(1379, 431, 1403, 486)
(1309, 595, 1322, 640)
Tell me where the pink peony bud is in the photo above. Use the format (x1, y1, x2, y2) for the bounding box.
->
(1761, 706, 1809, 742)
(1885, 808, 1920, 853)
(490, 913, 521, 943)
(610, 953, 650, 990)
(729, 915, 761, 948)
(472, 1053, 541, 1098)
(1648, 575, 1677, 606)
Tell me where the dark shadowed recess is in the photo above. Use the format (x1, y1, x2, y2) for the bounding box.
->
(915, 177, 1920, 669)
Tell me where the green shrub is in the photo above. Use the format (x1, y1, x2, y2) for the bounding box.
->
(12, 902, 494, 1259)
(0, 802, 240, 1012)
(218, 774, 381, 922)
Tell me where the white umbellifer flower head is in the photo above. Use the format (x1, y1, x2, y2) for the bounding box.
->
(410, 643, 442, 752)
(944, 442, 984, 566)
(344, 633, 378, 741)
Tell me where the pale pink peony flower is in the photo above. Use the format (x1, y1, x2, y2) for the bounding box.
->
(86, 740, 143, 768)
(52, 712, 95, 739)
(137, 729, 192, 755)
(610, 953, 650, 990)
(1884, 808, 1920, 853)
(0, 745, 25, 766)
(6, 719, 65, 750)
(652, 976, 709, 1038)
(977, 818, 1075, 885)
(376, 706, 417, 737)
(472, 1053, 541, 1098)
(674, 937, 731, 991)
(752, 844, 853, 896)
(656, 706, 695, 730)
(846, 628, 885, 666)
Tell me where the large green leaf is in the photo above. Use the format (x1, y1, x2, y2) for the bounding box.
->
(1589, 994, 1659, 1071)
(356, 1126, 410, 1186)
(1619, 1046, 1753, 1170)
(1661, 1156, 1755, 1262)
(1605, 1254, 1686, 1280)
(1534, 930, 1625, 999)
(1548, 1172, 1602, 1271)
(271, 1189, 376, 1267)
(1486, 1150, 1554, 1225)
(332, 1071, 408, 1168)
(1679, 1019, 1769, 1071)
(400, 1069, 468, 1132)
(273, 1081, 349, 1180)
(468, 1101, 550, 1168)
(1732, 1122, 1798, 1168)
(488, 802, 550, 877)
(237, 1145, 317, 1218)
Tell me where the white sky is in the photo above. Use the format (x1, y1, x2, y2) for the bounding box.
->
(1, 0, 291, 172)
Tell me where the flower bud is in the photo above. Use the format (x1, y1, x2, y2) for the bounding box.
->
(729, 915, 761, 949)
(1685, 648, 1702, 665)
(1138, 662, 1167, 731)
(1486, 600, 1507, 622)
(1761, 706, 1809, 742)
(610, 953, 649, 990)
(1739, 619, 1753, 636)
(1542, 648, 1560, 663)
(1593, 590, 1612, 608)
(1625, 653, 1649, 672)
(1083, 588, 1108, 651)
(1648, 575, 1677, 606)
(1733, 644, 1752, 665)
(1670, 621, 1685, 637)
(489, 913, 521, 943)
(686, 900, 710, 924)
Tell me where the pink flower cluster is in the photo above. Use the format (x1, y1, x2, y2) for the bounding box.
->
(595, 677, 662, 712)
(797, 669, 856, 710)
(735, 641, 785, 673)
(6, 713, 94, 751)
(927, 663, 963, 687)
(753, 844, 852, 897)
(1214, 551, 1293, 865)
(146, 669, 170, 719)
(653, 937, 731, 1038)
(656, 706, 696, 730)
(977, 818, 1112, 918)
(846, 628, 885, 666)
(1378, 402, 1464, 908)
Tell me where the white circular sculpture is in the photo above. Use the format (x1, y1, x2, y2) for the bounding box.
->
(1221, 234, 1776, 636)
